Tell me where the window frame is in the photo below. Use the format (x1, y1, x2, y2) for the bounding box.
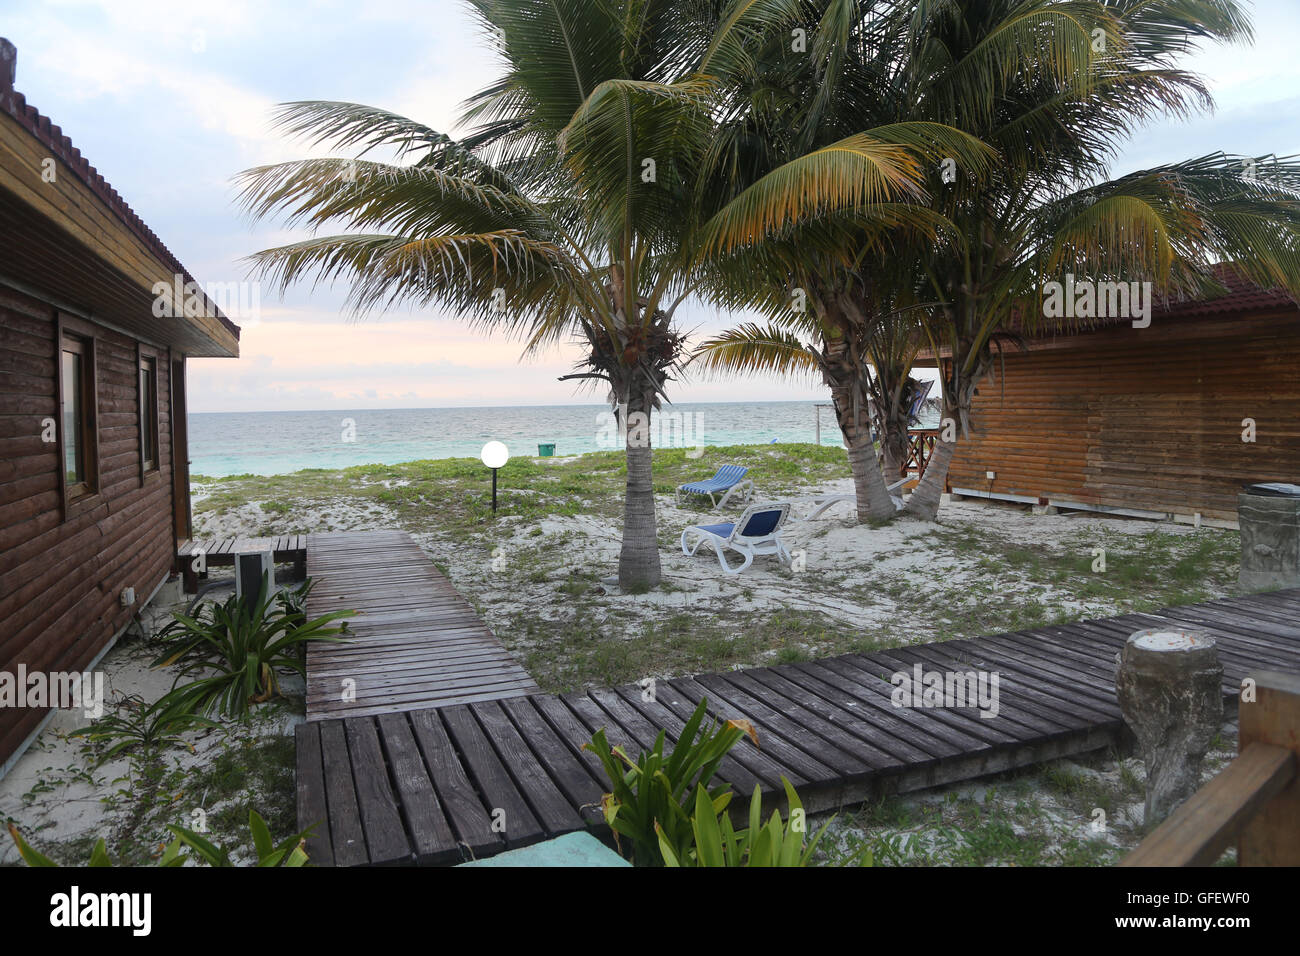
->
(138, 345, 160, 478)
(56, 313, 99, 508)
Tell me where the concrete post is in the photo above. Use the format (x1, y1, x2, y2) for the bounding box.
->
(1115, 628, 1223, 827)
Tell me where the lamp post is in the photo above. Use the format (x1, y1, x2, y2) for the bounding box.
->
(480, 441, 510, 514)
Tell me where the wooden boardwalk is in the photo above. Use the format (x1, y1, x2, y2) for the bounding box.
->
(295, 587, 1300, 866)
(304, 531, 538, 721)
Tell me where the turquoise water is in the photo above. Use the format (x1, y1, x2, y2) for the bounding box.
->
(189, 402, 851, 477)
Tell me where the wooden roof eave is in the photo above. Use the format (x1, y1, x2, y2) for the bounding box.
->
(0, 109, 239, 358)
(914, 308, 1300, 364)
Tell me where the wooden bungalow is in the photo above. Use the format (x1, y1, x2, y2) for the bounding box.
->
(0, 40, 239, 773)
(918, 265, 1300, 528)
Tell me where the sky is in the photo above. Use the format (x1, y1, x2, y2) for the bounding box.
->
(3, 0, 1299, 412)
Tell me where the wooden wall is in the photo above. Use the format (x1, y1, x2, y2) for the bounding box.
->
(0, 283, 175, 763)
(948, 312, 1300, 524)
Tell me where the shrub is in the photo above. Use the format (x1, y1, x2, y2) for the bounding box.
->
(153, 580, 353, 719)
(8, 810, 313, 867)
(69, 694, 219, 764)
(583, 697, 747, 866)
(584, 698, 838, 867)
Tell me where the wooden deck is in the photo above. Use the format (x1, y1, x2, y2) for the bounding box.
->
(295, 587, 1300, 866)
(304, 531, 539, 721)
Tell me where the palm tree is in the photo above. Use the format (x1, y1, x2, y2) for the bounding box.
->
(234, 0, 955, 585)
(697, 0, 1300, 524)
(896, 0, 1300, 519)
(692, 0, 994, 522)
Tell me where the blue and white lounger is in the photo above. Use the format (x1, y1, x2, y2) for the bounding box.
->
(676, 464, 753, 508)
(680, 502, 793, 574)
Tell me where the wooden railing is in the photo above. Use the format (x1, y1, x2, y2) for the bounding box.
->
(1122, 670, 1300, 866)
(902, 428, 940, 482)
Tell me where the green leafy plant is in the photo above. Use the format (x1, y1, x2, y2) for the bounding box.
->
(274, 577, 316, 622)
(582, 697, 751, 867)
(69, 694, 219, 763)
(8, 810, 313, 867)
(658, 779, 835, 867)
(166, 810, 312, 867)
(153, 581, 353, 719)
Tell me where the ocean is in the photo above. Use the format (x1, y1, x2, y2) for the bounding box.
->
(188, 401, 851, 477)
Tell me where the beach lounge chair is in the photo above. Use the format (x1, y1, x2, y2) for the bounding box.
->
(680, 502, 793, 574)
(805, 477, 910, 520)
(676, 464, 753, 508)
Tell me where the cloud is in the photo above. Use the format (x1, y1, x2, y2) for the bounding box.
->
(9, 0, 1300, 412)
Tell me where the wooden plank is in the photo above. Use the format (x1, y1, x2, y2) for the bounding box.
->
(745, 665, 939, 765)
(294, 722, 333, 867)
(821, 655, 1022, 747)
(1238, 670, 1300, 865)
(375, 712, 460, 866)
(295, 582, 1300, 865)
(934, 632, 1120, 707)
(438, 705, 544, 848)
(610, 680, 802, 788)
(304, 530, 538, 721)
(472, 700, 586, 835)
(713, 669, 906, 772)
(669, 675, 840, 784)
(784, 660, 990, 758)
(343, 718, 413, 866)
(586, 685, 765, 794)
(905, 641, 1119, 723)
(407, 708, 501, 860)
(1120, 743, 1295, 866)
(853, 649, 1059, 740)
(499, 696, 606, 811)
(317, 720, 370, 867)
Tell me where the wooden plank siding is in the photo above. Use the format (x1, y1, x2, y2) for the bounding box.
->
(0, 48, 241, 771)
(945, 311, 1300, 523)
(0, 283, 176, 764)
(0, 72, 238, 359)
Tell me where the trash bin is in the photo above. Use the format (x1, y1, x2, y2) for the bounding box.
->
(537, 443, 556, 458)
(1239, 482, 1300, 591)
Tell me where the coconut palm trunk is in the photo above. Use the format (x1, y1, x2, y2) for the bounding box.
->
(829, 384, 896, 522)
(618, 391, 662, 589)
(904, 424, 957, 520)
(880, 442, 904, 485)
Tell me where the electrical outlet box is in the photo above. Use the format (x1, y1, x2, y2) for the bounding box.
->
(986, 471, 996, 481)
(120, 587, 135, 607)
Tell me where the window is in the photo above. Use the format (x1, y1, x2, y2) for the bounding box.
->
(59, 332, 97, 499)
(139, 355, 158, 472)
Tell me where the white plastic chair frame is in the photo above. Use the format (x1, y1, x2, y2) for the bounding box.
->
(680, 502, 793, 574)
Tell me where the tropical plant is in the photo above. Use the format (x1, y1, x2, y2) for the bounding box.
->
(658, 778, 836, 867)
(69, 694, 219, 764)
(234, 0, 971, 585)
(275, 577, 315, 622)
(692, 0, 995, 522)
(166, 810, 313, 867)
(890, 0, 1300, 520)
(582, 696, 752, 866)
(8, 810, 313, 867)
(152, 584, 353, 719)
(697, 0, 1300, 523)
